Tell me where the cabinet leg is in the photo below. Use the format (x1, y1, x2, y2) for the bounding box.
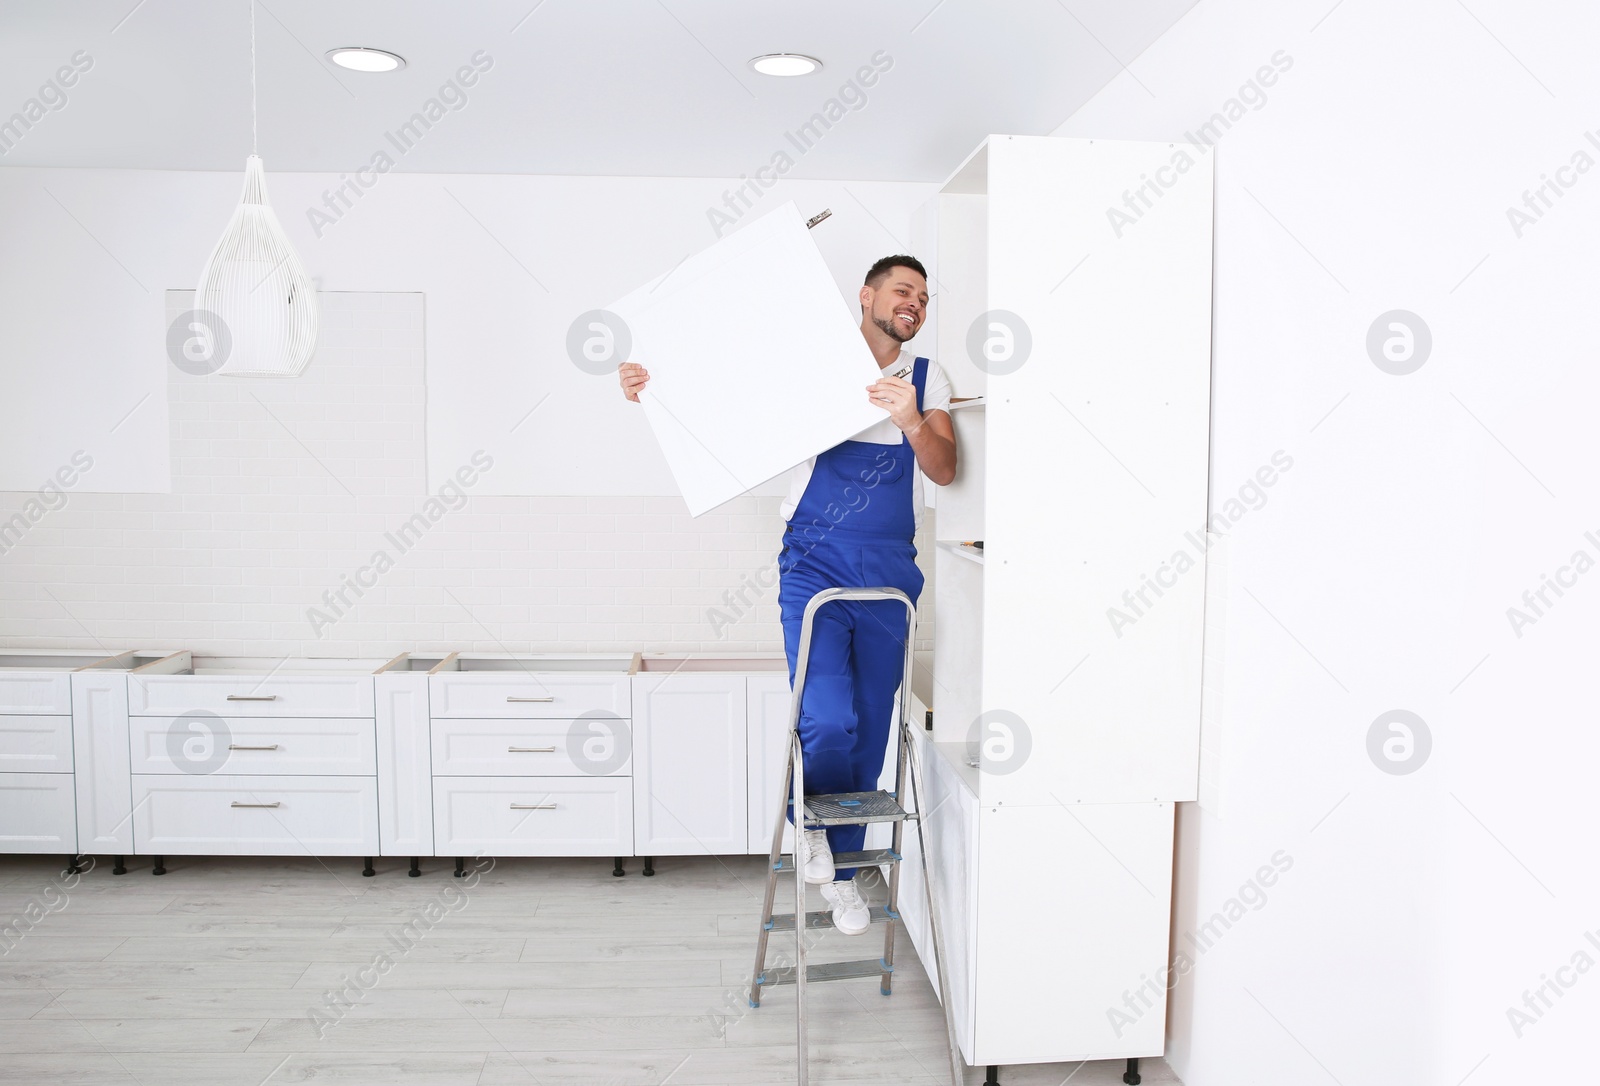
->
(642, 856, 655, 877)
(984, 1066, 999, 1085)
(64, 855, 79, 876)
(612, 856, 624, 877)
(454, 856, 466, 879)
(152, 856, 166, 876)
(112, 856, 127, 876)
(408, 856, 421, 878)
(361, 857, 375, 877)
(1123, 1057, 1141, 1085)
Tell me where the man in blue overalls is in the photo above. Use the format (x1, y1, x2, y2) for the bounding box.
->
(620, 255, 955, 935)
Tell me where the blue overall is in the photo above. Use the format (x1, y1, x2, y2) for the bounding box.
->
(778, 358, 928, 879)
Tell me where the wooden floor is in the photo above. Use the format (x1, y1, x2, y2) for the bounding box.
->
(0, 853, 1182, 1085)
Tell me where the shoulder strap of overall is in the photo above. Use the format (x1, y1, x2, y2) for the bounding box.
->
(912, 356, 929, 414)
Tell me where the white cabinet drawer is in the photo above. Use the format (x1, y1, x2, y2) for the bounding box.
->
(0, 715, 74, 773)
(430, 675, 629, 719)
(130, 775, 379, 856)
(0, 772, 77, 852)
(128, 675, 375, 718)
(432, 776, 631, 856)
(129, 716, 376, 776)
(0, 673, 72, 715)
(431, 718, 631, 777)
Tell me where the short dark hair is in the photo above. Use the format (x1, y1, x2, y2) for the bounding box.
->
(864, 255, 928, 289)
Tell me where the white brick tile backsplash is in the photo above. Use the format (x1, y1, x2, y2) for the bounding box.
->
(1, 290, 937, 657)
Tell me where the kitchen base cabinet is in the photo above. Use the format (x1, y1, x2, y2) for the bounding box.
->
(129, 774, 381, 856)
(898, 730, 1175, 1064)
(432, 776, 631, 856)
(426, 654, 635, 867)
(0, 648, 163, 858)
(123, 654, 400, 869)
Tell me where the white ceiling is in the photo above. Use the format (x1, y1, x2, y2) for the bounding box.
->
(0, 0, 1197, 181)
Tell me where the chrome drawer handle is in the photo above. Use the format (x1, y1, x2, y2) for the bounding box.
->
(508, 746, 557, 753)
(228, 744, 280, 751)
(506, 696, 555, 703)
(509, 802, 557, 810)
(226, 694, 278, 701)
(230, 801, 281, 808)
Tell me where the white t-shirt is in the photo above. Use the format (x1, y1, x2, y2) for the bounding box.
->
(780, 351, 953, 532)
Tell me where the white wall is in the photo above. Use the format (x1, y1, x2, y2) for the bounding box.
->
(0, 167, 934, 495)
(0, 286, 939, 656)
(1054, 2, 1599, 1084)
(0, 166, 943, 657)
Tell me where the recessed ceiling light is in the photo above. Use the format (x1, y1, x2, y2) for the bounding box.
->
(749, 53, 822, 77)
(326, 47, 406, 73)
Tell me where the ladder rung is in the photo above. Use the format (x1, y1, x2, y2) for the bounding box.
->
(757, 957, 892, 987)
(765, 904, 898, 933)
(774, 847, 899, 872)
(801, 790, 906, 825)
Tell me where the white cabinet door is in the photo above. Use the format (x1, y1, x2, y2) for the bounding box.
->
(432, 776, 631, 856)
(0, 715, 73, 773)
(129, 775, 380, 856)
(432, 718, 631, 777)
(429, 674, 629, 719)
(128, 674, 375, 718)
(745, 673, 793, 855)
(375, 673, 433, 857)
(128, 716, 376, 776)
(632, 674, 746, 856)
(0, 673, 72, 715)
(0, 773, 77, 853)
(72, 671, 133, 853)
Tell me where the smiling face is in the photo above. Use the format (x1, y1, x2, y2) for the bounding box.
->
(863, 266, 929, 344)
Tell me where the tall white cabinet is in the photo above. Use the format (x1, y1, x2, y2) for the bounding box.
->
(899, 135, 1214, 1069)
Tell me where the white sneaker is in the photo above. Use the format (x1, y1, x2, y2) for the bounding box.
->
(800, 829, 835, 885)
(820, 878, 870, 936)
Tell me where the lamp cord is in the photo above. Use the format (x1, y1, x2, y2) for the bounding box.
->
(249, 0, 257, 155)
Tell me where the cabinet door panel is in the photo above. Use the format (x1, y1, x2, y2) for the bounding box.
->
(0, 773, 76, 853)
(0, 715, 73, 773)
(430, 675, 629, 719)
(129, 716, 375, 776)
(432, 776, 631, 856)
(0, 673, 72, 715)
(129, 775, 379, 856)
(432, 719, 630, 777)
(376, 673, 433, 856)
(129, 675, 374, 718)
(73, 671, 133, 853)
(633, 675, 745, 856)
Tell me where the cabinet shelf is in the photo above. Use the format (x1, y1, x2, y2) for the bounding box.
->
(935, 540, 985, 565)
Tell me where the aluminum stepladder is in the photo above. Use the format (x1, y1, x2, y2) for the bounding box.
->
(749, 586, 965, 1086)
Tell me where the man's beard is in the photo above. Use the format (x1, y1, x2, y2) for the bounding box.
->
(873, 313, 914, 342)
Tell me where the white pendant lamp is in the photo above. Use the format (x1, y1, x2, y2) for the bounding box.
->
(197, 0, 318, 377)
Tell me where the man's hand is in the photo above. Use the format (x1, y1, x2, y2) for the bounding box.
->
(618, 362, 650, 402)
(866, 375, 925, 434)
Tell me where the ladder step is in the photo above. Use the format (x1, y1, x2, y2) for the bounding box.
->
(766, 904, 898, 933)
(801, 790, 907, 826)
(757, 957, 891, 987)
(774, 847, 899, 872)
